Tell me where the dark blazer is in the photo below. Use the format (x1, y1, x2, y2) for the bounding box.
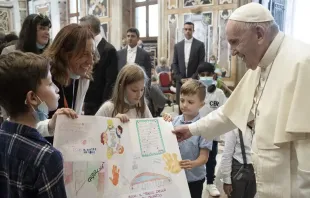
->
(171, 38, 205, 109)
(171, 38, 205, 80)
(117, 46, 152, 79)
(84, 38, 118, 115)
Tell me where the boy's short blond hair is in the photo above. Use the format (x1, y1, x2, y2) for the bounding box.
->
(180, 79, 206, 101)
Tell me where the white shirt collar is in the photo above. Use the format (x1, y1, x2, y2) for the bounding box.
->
(258, 32, 285, 68)
(94, 34, 103, 47)
(127, 45, 138, 52)
(185, 37, 193, 43)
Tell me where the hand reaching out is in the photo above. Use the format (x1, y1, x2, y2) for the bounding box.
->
(162, 153, 181, 174)
(109, 165, 120, 186)
(172, 125, 193, 142)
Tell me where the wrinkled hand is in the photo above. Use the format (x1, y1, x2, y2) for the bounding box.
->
(115, 113, 130, 123)
(172, 125, 192, 142)
(162, 113, 173, 122)
(109, 165, 120, 186)
(223, 183, 233, 196)
(49, 108, 78, 132)
(179, 160, 196, 170)
(162, 153, 181, 174)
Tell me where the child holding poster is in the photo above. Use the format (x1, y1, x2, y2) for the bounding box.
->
(164, 79, 212, 198)
(96, 63, 153, 120)
(0, 52, 77, 197)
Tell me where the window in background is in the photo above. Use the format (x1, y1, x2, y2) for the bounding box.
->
(69, 0, 79, 24)
(292, 0, 310, 44)
(135, 6, 147, 37)
(148, 4, 158, 37)
(134, 0, 158, 39)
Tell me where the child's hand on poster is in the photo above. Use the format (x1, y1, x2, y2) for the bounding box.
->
(179, 160, 196, 170)
(115, 113, 130, 123)
(48, 108, 78, 132)
(162, 113, 173, 122)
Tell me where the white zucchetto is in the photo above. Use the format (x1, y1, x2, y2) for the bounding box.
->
(229, 2, 274, 23)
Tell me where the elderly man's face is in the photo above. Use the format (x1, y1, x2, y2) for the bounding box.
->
(226, 20, 264, 70)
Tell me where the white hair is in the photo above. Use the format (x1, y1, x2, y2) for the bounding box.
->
(236, 20, 279, 35)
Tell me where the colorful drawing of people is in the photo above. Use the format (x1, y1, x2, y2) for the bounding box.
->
(100, 119, 124, 159)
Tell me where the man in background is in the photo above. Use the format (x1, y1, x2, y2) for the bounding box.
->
(171, 22, 205, 114)
(117, 28, 152, 79)
(80, 15, 118, 115)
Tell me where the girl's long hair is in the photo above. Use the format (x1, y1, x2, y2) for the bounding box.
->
(110, 64, 147, 117)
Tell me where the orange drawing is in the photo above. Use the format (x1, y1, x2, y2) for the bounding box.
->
(109, 165, 120, 186)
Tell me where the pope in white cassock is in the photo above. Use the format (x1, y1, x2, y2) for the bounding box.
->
(173, 3, 310, 198)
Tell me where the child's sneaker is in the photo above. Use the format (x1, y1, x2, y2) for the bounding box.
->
(206, 184, 220, 197)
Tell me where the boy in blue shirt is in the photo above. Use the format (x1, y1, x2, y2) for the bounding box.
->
(171, 79, 212, 198)
(0, 52, 76, 197)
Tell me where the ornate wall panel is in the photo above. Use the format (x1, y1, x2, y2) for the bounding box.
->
(0, 8, 10, 33)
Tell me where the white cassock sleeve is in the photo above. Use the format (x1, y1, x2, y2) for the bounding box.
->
(36, 119, 54, 137)
(188, 106, 237, 140)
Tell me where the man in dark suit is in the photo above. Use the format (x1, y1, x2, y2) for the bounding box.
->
(172, 22, 205, 114)
(117, 28, 152, 79)
(80, 15, 118, 115)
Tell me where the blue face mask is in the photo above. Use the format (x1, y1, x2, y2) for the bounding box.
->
(36, 43, 46, 50)
(199, 76, 214, 86)
(69, 72, 80, 80)
(31, 97, 49, 121)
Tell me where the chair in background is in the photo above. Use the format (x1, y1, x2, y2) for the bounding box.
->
(158, 72, 176, 111)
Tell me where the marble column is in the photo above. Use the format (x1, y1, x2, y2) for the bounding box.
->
(110, 0, 122, 49)
(157, 0, 166, 60)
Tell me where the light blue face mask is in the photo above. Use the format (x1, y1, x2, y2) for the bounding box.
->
(31, 96, 49, 121)
(69, 72, 80, 80)
(124, 95, 136, 106)
(199, 76, 214, 86)
(36, 43, 46, 50)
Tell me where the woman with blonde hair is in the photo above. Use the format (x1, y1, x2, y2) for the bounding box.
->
(37, 23, 97, 144)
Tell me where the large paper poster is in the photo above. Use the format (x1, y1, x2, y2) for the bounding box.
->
(54, 115, 191, 198)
